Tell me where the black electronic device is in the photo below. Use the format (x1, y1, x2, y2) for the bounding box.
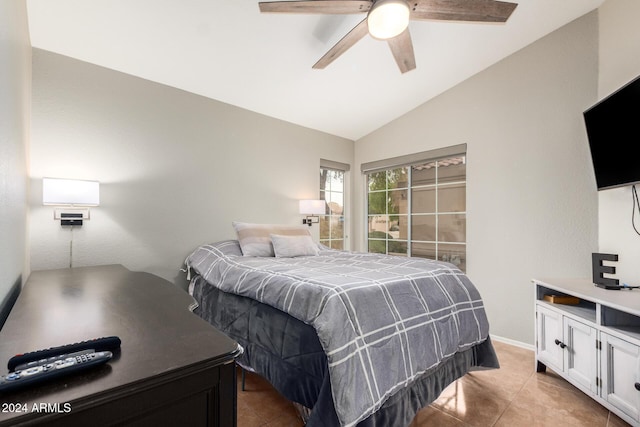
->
(0, 350, 112, 393)
(60, 212, 84, 226)
(7, 336, 121, 372)
(594, 283, 623, 290)
(583, 74, 640, 190)
(594, 283, 640, 290)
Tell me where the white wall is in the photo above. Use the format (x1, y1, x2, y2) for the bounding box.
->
(595, 0, 640, 285)
(0, 0, 30, 310)
(354, 13, 600, 345)
(29, 49, 353, 287)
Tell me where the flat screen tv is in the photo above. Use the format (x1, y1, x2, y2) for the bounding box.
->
(583, 74, 640, 190)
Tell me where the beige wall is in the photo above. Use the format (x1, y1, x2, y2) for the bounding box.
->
(0, 0, 31, 309)
(595, 0, 640, 284)
(29, 49, 353, 287)
(354, 13, 600, 345)
(27, 3, 634, 345)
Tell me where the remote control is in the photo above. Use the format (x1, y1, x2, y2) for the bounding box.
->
(0, 350, 113, 394)
(8, 336, 121, 372)
(13, 349, 95, 372)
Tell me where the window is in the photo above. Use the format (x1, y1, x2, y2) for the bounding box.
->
(363, 145, 467, 271)
(320, 160, 349, 250)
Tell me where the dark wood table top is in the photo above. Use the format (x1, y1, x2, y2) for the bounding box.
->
(0, 265, 240, 423)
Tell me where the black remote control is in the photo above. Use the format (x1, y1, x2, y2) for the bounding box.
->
(7, 336, 121, 372)
(0, 350, 113, 393)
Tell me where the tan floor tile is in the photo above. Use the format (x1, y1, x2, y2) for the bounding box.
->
(607, 411, 632, 427)
(237, 411, 268, 427)
(237, 370, 303, 426)
(461, 365, 529, 401)
(239, 389, 300, 423)
(431, 375, 511, 426)
(236, 342, 628, 427)
(534, 365, 589, 394)
(263, 412, 305, 427)
(495, 373, 609, 427)
(491, 344, 536, 376)
(411, 405, 470, 427)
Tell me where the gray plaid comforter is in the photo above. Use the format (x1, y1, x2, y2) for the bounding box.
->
(186, 240, 491, 427)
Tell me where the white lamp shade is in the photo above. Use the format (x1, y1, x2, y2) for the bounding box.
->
(299, 199, 326, 215)
(43, 178, 100, 206)
(367, 0, 410, 40)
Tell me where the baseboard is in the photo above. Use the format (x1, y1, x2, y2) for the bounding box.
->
(490, 334, 535, 351)
(0, 275, 22, 330)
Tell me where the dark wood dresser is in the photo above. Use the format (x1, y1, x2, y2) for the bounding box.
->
(0, 265, 241, 426)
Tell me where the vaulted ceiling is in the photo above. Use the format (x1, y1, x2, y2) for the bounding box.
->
(26, 0, 604, 140)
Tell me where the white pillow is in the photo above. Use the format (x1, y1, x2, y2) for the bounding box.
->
(271, 234, 319, 258)
(232, 222, 311, 257)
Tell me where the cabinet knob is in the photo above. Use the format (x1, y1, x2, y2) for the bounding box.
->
(635, 382, 640, 391)
(554, 339, 566, 349)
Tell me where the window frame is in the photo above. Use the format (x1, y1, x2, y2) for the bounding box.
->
(362, 144, 467, 270)
(319, 159, 350, 250)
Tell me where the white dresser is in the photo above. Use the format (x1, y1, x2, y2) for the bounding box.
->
(533, 278, 640, 426)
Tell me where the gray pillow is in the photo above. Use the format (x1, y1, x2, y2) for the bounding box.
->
(271, 234, 319, 257)
(232, 221, 311, 257)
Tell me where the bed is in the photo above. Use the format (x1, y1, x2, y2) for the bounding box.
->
(185, 229, 499, 427)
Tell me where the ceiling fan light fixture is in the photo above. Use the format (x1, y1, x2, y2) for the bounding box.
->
(367, 0, 410, 40)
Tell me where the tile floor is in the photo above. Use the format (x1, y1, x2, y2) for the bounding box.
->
(236, 340, 631, 426)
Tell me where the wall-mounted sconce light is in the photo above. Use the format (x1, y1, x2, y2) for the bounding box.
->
(43, 177, 100, 269)
(43, 178, 100, 227)
(299, 199, 326, 226)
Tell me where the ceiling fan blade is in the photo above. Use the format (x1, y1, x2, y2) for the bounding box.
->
(387, 28, 416, 73)
(411, 0, 517, 23)
(259, 1, 371, 14)
(313, 18, 369, 69)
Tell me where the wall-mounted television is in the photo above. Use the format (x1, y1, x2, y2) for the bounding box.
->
(583, 74, 640, 191)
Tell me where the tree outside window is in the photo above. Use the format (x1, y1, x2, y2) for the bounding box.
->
(320, 167, 345, 249)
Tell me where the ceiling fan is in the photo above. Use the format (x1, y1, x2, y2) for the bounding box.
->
(258, 0, 518, 73)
